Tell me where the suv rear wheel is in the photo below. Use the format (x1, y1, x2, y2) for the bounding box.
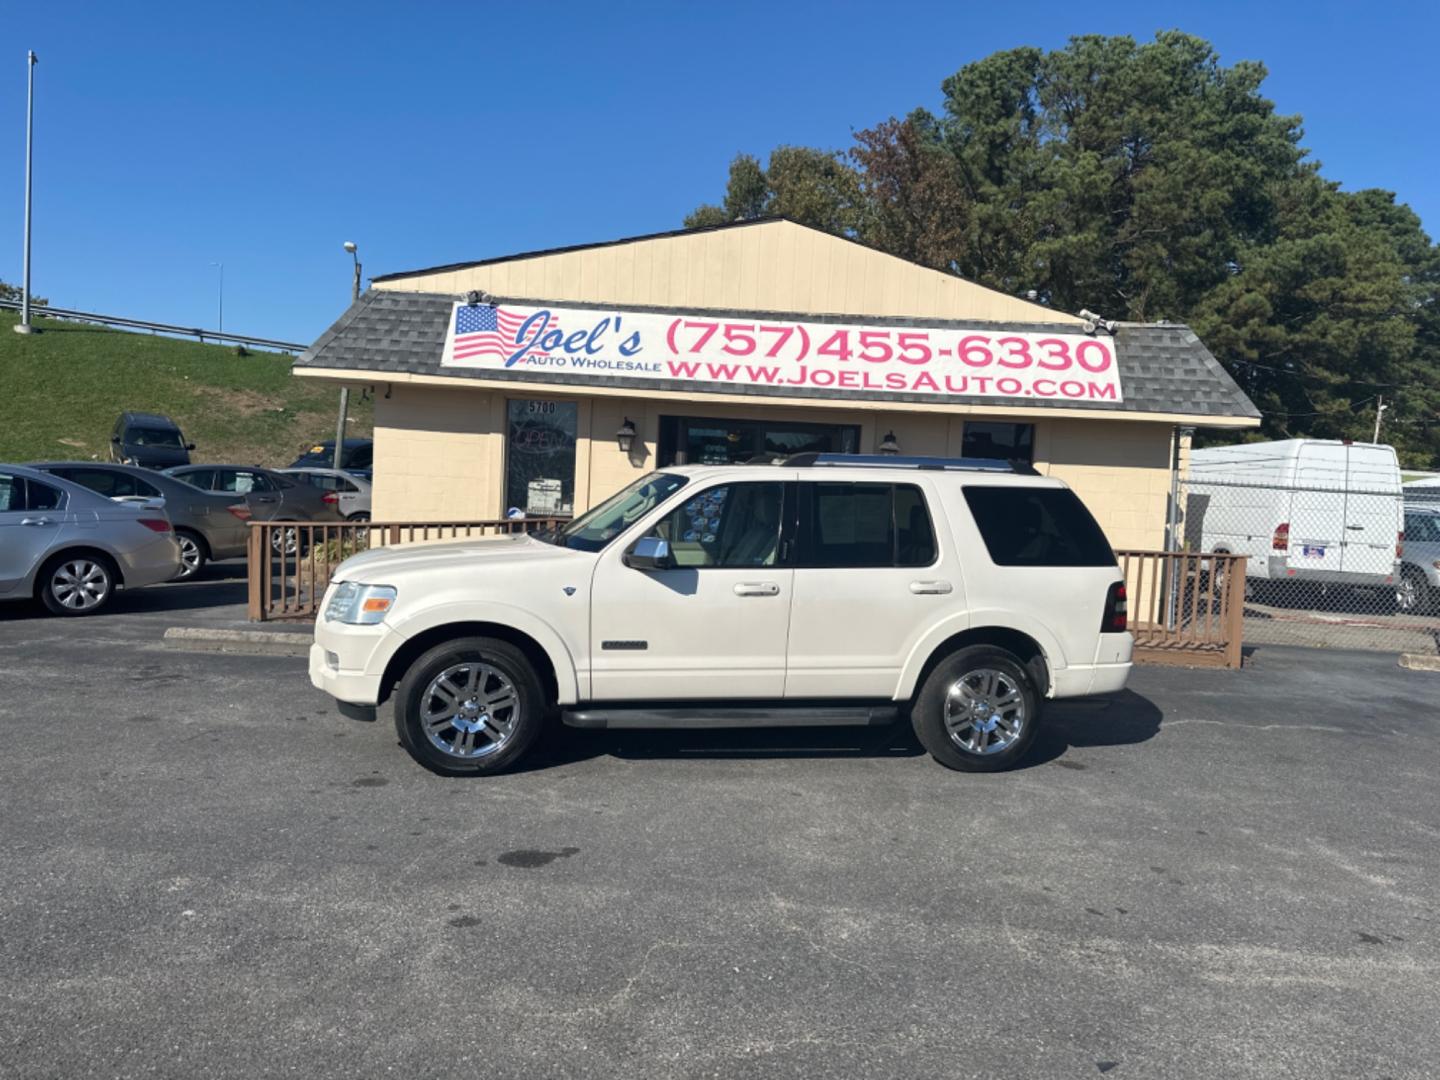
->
(913, 645, 1040, 772)
(394, 637, 544, 775)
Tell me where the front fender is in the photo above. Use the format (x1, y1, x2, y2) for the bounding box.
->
(378, 599, 582, 705)
(894, 608, 1068, 701)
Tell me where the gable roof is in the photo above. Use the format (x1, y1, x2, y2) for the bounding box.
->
(295, 289, 1260, 422)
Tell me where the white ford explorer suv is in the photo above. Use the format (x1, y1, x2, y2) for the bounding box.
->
(310, 454, 1133, 775)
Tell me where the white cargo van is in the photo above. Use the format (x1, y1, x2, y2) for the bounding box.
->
(1185, 439, 1403, 595)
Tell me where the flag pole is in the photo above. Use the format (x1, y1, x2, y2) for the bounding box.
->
(14, 50, 38, 335)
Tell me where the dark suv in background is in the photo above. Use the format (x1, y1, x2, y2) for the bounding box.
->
(289, 438, 373, 480)
(110, 411, 194, 470)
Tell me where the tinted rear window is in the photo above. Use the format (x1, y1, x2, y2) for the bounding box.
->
(963, 486, 1115, 567)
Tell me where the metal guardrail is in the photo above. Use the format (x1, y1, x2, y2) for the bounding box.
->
(0, 298, 305, 352)
(1119, 550, 1247, 668)
(247, 518, 568, 621)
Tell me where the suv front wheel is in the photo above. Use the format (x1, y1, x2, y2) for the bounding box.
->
(394, 637, 544, 775)
(913, 645, 1040, 772)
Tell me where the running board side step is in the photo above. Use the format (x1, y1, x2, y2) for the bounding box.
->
(562, 703, 899, 730)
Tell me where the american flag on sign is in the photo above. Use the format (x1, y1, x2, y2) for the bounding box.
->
(452, 305, 556, 363)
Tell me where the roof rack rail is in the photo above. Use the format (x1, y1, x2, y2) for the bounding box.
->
(781, 452, 1039, 475)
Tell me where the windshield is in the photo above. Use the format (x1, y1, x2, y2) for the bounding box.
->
(554, 472, 689, 552)
(129, 427, 183, 448)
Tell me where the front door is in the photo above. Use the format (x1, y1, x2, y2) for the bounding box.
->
(588, 480, 792, 700)
(0, 473, 65, 596)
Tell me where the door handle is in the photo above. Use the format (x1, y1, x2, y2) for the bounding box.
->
(909, 580, 953, 595)
(1345, 524, 1364, 530)
(734, 582, 780, 597)
(20, 517, 53, 526)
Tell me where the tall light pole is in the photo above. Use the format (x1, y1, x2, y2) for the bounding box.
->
(210, 261, 224, 332)
(334, 241, 362, 469)
(14, 51, 38, 336)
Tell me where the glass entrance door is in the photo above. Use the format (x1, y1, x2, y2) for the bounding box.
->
(658, 416, 860, 466)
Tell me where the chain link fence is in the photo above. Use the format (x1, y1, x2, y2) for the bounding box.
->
(1177, 477, 1440, 656)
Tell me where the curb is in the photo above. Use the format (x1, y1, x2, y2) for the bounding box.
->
(163, 626, 311, 658)
(1398, 653, 1440, 673)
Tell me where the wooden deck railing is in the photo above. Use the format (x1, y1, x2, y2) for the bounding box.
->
(246, 518, 567, 622)
(1115, 550, 1247, 668)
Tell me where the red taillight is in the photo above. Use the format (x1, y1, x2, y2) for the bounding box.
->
(1272, 522, 1290, 552)
(138, 518, 171, 533)
(322, 492, 339, 505)
(1102, 581, 1128, 633)
(1397, 531, 1404, 559)
(226, 504, 252, 521)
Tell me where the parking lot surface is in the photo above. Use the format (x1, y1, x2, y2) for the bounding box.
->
(2, 598, 1438, 1079)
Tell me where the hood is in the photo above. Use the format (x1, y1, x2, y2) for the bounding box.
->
(333, 532, 588, 582)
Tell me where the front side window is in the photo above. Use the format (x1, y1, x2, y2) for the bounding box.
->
(1404, 513, 1440, 543)
(962, 422, 1034, 463)
(347, 444, 373, 469)
(646, 482, 784, 568)
(798, 483, 936, 568)
(555, 472, 689, 553)
(963, 486, 1115, 567)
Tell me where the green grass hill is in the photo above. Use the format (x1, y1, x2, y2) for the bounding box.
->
(0, 310, 371, 466)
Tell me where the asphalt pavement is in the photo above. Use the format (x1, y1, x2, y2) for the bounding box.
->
(1, 586, 1438, 1079)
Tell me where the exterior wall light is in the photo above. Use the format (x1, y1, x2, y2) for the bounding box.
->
(878, 430, 900, 455)
(617, 418, 638, 454)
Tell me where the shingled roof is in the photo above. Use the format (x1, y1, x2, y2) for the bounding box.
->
(295, 289, 1260, 422)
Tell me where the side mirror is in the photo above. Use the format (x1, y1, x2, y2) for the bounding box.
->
(625, 536, 673, 571)
(185, 443, 196, 451)
(110, 435, 121, 444)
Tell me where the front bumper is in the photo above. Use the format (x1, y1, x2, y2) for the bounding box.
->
(309, 618, 395, 705)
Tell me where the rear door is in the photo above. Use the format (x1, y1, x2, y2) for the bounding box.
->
(784, 480, 954, 698)
(1289, 444, 1347, 576)
(0, 475, 65, 596)
(1341, 445, 1402, 580)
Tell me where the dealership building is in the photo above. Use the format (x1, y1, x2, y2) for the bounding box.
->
(294, 218, 1259, 550)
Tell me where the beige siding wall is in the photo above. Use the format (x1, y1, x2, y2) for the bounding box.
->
(373, 220, 1081, 326)
(1039, 419, 1172, 550)
(373, 383, 1172, 550)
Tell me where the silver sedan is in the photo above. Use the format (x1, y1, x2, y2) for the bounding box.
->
(0, 464, 181, 616)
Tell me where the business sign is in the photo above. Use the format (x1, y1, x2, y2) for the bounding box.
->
(440, 302, 1123, 403)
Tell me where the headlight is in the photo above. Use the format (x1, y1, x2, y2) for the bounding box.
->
(324, 581, 396, 625)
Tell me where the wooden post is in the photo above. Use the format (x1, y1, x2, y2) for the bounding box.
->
(246, 523, 263, 621)
(1224, 555, 1247, 668)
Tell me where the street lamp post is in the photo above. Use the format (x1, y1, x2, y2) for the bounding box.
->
(14, 51, 38, 336)
(210, 261, 224, 332)
(334, 242, 362, 469)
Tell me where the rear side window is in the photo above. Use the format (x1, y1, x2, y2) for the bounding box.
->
(799, 483, 937, 568)
(963, 486, 1115, 567)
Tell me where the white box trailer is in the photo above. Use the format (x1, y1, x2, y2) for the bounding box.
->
(1185, 439, 1403, 593)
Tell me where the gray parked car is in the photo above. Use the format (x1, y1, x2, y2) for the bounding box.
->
(163, 465, 343, 552)
(0, 464, 180, 616)
(278, 467, 372, 521)
(1398, 506, 1440, 614)
(30, 462, 252, 580)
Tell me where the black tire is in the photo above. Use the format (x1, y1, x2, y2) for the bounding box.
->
(347, 512, 371, 523)
(1396, 565, 1428, 615)
(172, 529, 208, 581)
(912, 645, 1040, 772)
(394, 636, 546, 776)
(38, 551, 118, 616)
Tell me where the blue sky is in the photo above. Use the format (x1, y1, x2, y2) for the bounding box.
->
(4, 1, 1437, 345)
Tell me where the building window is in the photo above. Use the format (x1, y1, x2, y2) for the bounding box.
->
(962, 422, 1034, 463)
(657, 416, 859, 466)
(506, 399, 577, 516)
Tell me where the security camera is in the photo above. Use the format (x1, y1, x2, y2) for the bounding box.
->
(1078, 309, 1118, 335)
(466, 290, 493, 307)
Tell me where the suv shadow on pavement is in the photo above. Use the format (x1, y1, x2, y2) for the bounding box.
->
(496, 689, 1162, 773)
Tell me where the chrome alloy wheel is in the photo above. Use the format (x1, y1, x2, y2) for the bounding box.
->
(176, 534, 203, 578)
(1396, 571, 1421, 614)
(271, 527, 299, 555)
(420, 662, 520, 759)
(51, 559, 111, 611)
(943, 668, 1026, 755)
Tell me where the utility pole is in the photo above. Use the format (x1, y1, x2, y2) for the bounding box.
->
(1373, 396, 1389, 444)
(210, 261, 224, 332)
(14, 51, 38, 335)
(334, 242, 362, 469)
